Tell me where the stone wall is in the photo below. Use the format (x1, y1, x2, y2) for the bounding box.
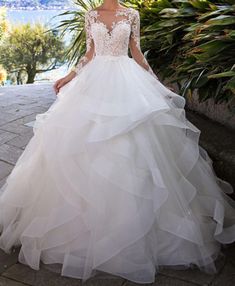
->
(185, 92, 235, 130)
(166, 81, 235, 129)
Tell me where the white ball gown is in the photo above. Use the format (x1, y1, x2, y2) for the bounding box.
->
(0, 7, 235, 284)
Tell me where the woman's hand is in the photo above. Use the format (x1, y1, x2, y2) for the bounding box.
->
(53, 72, 76, 95)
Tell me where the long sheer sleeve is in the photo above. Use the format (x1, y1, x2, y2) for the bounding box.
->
(71, 11, 95, 75)
(129, 10, 158, 80)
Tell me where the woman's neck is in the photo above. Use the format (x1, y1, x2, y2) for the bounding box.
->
(100, 0, 123, 10)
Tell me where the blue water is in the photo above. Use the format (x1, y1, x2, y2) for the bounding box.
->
(6, 9, 74, 82)
(7, 9, 68, 27)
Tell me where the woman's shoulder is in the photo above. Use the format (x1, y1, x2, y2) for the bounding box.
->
(84, 8, 98, 20)
(84, 6, 139, 21)
(85, 8, 98, 16)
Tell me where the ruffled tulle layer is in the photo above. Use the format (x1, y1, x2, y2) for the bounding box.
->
(0, 55, 235, 284)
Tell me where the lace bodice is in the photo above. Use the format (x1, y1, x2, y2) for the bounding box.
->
(86, 8, 139, 56)
(71, 7, 158, 80)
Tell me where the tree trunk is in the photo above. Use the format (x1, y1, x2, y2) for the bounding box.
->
(17, 70, 24, 85)
(26, 70, 36, 84)
(16, 71, 21, 85)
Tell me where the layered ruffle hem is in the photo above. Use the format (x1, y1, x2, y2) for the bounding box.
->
(0, 55, 235, 284)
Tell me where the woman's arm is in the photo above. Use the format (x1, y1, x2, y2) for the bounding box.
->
(70, 10, 95, 75)
(129, 10, 159, 80)
(54, 10, 95, 94)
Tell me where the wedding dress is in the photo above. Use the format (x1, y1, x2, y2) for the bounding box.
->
(0, 7, 235, 284)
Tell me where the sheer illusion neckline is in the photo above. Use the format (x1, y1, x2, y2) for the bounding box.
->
(93, 7, 130, 13)
(91, 8, 132, 35)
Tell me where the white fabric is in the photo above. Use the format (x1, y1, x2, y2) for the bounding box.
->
(0, 8, 235, 285)
(72, 8, 157, 78)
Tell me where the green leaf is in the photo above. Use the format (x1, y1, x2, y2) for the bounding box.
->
(189, 0, 209, 10)
(159, 8, 178, 15)
(206, 15, 235, 26)
(208, 71, 235, 78)
(224, 76, 235, 92)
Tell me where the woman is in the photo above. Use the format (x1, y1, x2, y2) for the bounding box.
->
(0, 0, 235, 284)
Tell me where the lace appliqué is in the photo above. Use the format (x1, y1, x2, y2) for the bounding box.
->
(71, 11, 95, 74)
(130, 10, 159, 80)
(85, 10, 97, 52)
(89, 8, 132, 57)
(71, 8, 158, 79)
(71, 56, 89, 74)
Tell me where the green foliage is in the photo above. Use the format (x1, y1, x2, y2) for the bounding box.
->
(137, 0, 235, 103)
(55, 0, 102, 66)
(0, 7, 7, 41)
(0, 65, 7, 84)
(0, 23, 65, 84)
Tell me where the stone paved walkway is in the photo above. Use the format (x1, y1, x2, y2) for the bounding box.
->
(0, 83, 234, 286)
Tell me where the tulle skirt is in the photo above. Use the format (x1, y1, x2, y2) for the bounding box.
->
(0, 55, 235, 284)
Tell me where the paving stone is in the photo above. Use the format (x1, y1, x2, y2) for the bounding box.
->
(83, 271, 125, 286)
(0, 103, 25, 111)
(40, 265, 125, 286)
(0, 112, 29, 127)
(0, 276, 27, 286)
(0, 144, 23, 165)
(0, 132, 18, 145)
(0, 248, 19, 274)
(84, 278, 124, 286)
(0, 160, 14, 180)
(7, 103, 41, 111)
(2, 263, 82, 286)
(19, 107, 48, 114)
(211, 262, 235, 286)
(123, 274, 198, 286)
(7, 133, 33, 149)
(0, 121, 32, 135)
(0, 113, 18, 122)
(0, 178, 7, 188)
(0, 84, 54, 139)
(16, 114, 37, 125)
(3, 108, 35, 118)
(21, 129, 34, 138)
